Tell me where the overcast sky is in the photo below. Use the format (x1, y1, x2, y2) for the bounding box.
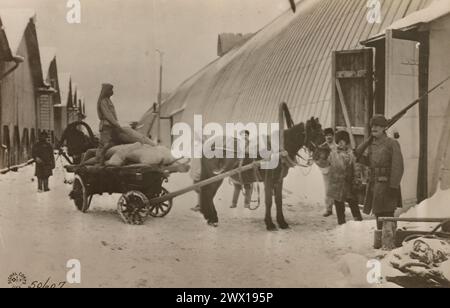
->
(1, 0, 290, 126)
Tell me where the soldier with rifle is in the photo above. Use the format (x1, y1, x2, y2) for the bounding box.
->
(354, 76, 450, 230)
(354, 114, 404, 230)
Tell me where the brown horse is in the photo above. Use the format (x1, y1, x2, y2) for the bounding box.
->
(199, 117, 325, 230)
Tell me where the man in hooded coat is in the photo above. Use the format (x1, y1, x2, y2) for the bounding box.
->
(96, 83, 121, 165)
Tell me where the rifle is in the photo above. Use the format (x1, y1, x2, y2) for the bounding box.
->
(355, 75, 450, 158)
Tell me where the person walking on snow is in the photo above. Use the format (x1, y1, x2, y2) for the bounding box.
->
(32, 131, 55, 193)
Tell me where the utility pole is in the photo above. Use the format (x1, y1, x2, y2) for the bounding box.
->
(156, 49, 164, 144)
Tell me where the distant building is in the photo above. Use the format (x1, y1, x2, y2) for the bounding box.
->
(0, 9, 52, 168)
(39, 47, 59, 143)
(53, 72, 72, 142)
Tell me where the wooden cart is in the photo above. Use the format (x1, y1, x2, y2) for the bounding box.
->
(66, 164, 175, 225)
(66, 160, 263, 225)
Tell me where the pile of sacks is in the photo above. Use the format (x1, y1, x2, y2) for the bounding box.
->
(106, 143, 177, 167)
(82, 127, 189, 173)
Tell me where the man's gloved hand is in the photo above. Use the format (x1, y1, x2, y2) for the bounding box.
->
(58, 148, 64, 155)
(35, 157, 43, 164)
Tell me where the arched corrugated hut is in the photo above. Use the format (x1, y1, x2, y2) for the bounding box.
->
(139, 0, 432, 134)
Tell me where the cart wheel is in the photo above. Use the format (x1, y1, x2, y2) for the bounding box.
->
(71, 175, 90, 213)
(117, 191, 150, 225)
(149, 187, 173, 218)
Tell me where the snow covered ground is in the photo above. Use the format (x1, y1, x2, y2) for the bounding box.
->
(2, 161, 445, 288)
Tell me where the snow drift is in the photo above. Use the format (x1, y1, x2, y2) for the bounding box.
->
(401, 186, 450, 219)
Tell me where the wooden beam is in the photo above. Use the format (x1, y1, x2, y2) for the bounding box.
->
(149, 160, 262, 205)
(335, 79, 356, 148)
(391, 29, 420, 42)
(331, 51, 337, 129)
(417, 31, 429, 202)
(336, 126, 365, 136)
(378, 217, 450, 223)
(336, 70, 367, 79)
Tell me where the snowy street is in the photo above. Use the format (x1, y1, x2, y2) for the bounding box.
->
(0, 163, 381, 288)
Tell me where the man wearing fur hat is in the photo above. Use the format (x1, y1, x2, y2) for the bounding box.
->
(355, 114, 404, 230)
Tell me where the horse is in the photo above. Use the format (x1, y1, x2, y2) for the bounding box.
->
(199, 116, 325, 230)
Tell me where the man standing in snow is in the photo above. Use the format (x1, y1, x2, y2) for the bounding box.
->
(32, 132, 55, 192)
(355, 115, 404, 230)
(96, 83, 121, 165)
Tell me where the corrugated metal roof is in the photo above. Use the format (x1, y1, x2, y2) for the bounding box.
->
(0, 9, 36, 55)
(143, 0, 432, 130)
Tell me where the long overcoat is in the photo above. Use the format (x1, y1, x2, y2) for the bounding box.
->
(32, 141, 55, 178)
(357, 135, 404, 215)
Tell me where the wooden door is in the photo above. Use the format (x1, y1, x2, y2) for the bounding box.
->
(332, 49, 374, 147)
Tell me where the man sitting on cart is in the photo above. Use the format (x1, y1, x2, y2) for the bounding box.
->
(96, 83, 122, 165)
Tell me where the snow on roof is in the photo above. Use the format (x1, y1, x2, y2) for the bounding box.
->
(0, 9, 36, 54)
(380, 0, 450, 35)
(40, 47, 56, 81)
(58, 72, 71, 106)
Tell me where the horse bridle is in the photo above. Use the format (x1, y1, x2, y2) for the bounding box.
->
(289, 126, 315, 168)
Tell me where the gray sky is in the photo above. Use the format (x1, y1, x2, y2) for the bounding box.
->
(1, 0, 290, 127)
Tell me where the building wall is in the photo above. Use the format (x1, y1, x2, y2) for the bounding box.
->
(38, 93, 53, 131)
(1, 36, 37, 133)
(427, 14, 450, 194)
(385, 35, 420, 205)
(0, 35, 37, 167)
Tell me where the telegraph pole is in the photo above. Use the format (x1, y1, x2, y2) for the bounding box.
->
(156, 49, 164, 143)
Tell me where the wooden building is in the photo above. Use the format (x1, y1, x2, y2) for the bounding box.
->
(138, 0, 447, 207)
(362, 0, 450, 203)
(0, 9, 52, 168)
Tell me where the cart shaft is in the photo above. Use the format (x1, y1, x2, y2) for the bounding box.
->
(149, 160, 262, 205)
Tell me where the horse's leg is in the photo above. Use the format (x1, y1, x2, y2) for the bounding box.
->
(204, 181, 223, 227)
(200, 157, 220, 225)
(264, 172, 277, 231)
(274, 180, 289, 229)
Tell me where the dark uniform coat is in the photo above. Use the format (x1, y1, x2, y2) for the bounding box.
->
(32, 141, 55, 178)
(357, 134, 404, 215)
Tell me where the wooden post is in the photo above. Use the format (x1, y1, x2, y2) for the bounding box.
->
(335, 79, 356, 149)
(279, 103, 285, 153)
(417, 31, 430, 203)
(382, 221, 397, 250)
